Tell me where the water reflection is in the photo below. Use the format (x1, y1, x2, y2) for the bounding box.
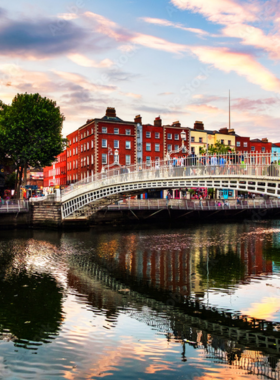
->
(0, 223, 280, 379)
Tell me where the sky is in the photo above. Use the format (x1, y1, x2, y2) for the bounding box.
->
(1, 0, 280, 141)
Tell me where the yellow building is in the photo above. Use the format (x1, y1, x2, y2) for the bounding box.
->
(190, 122, 236, 154)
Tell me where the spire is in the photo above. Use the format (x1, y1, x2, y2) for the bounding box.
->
(229, 90, 231, 129)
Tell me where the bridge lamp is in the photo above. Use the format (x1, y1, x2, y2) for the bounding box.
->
(114, 149, 119, 164)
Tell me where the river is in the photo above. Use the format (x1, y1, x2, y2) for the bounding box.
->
(1, 221, 280, 379)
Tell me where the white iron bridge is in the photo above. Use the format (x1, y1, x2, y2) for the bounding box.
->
(61, 153, 280, 219)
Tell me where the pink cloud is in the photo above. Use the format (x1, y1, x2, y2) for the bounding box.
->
(232, 97, 279, 111)
(190, 46, 280, 92)
(171, 0, 258, 24)
(140, 17, 210, 37)
(67, 53, 113, 68)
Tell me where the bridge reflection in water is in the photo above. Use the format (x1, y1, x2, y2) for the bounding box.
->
(65, 224, 280, 379)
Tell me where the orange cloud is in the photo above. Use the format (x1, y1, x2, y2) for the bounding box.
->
(187, 104, 223, 114)
(68, 53, 113, 68)
(190, 46, 280, 92)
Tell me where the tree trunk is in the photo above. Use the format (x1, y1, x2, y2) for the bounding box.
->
(22, 161, 27, 186)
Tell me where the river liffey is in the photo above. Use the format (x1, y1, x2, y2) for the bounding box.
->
(1, 222, 280, 379)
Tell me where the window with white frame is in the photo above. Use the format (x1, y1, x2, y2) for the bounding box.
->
(76, 147, 78, 154)
(87, 142, 89, 150)
(69, 150, 71, 157)
(175, 145, 179, 151)
(114, 128, 119, 134)
(125, 129, 131, 135)
(236, 141, 241, 147)
(251, 146, 255, 151)
(155, 144, 160, 152)
(174, 134, 179, 140)
(87, 130, 89, 136)
(76, 159, 78, 168)
(81, 145, 83, 152)
(87, 156, 89, 165)
(91, 128, 93, 134)
(91, 155, 94, 164)
(84, 143, 86, 151)
(167, 133, 172, 140)
(146, 156, 151, 165)
(199, 137, 203, 143)
(146, 143, 151, 151)
(91, 140, 93, 149)
(244, 142, 248, 147)
(102, 127, 107, 133)
(191, 136, 195, 142)
(102, 154, 107, 164)
(73, 161, 75, 169)
(125, 155, 131, 165)
(155, 132, 160, 139)
(102, 139, 107, 148)
(125, 141, 131, 149)
(262, 147, 265, 152)
(114, 140, 119, 148)
(81, 158, 83, 167)
(146, 131, 151, 138)
(73, 149, 75, 156)
(167, 144, 172, 151)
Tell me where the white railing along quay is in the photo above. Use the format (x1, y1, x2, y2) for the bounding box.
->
(0, 200, 29, 213)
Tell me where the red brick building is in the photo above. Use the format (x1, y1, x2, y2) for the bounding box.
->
(43, 151, 67, 189)
(249, 138, 272, 154)
(163, 121, 190, 159)
(139, 116, 165, 164)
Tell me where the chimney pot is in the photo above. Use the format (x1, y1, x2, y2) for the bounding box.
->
(106, 107, 116, 118)
(154, 116, 162, 127)
(194, 121, 204, 130)
(134, 114, 142, 124)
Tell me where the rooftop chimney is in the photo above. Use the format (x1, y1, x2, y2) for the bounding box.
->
(134, 114, 142, 124)
(172, 120, 181, 128)
(194, 121, 204, 130)
(262, 138, 268, 143)
(106, 107, 116, 118)
(219, 128, 228, 134)
(154, 116, 162, 127)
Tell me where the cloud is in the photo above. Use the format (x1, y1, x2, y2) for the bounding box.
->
(68, 53, 113, 68)
(119, 91, 142, 99)
(171, 0, 258, 24)
(140, 17, 211, 37)
(57, 13, 79, 20)
(84, 11, 188, 54)
(190, 46, 280, 92)
(187, 104, 223, 114)
(0, 15, 88, 59)
(158, 92, 174, 96)
(232, 97, 280, 111)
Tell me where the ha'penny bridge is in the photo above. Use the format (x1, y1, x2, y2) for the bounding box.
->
(68, 253, 280, 379)
(60, 153, 280, 220)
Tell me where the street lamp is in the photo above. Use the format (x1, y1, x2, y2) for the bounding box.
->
(114, 149, 119, 164)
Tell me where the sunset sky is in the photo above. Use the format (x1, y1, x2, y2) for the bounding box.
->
(1, 0, 280, 140)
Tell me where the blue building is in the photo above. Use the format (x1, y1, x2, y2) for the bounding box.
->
(271, 144, 280, 162)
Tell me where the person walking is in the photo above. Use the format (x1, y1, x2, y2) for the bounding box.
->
(155, 162, 160, 178)
(211, 153, 217, 175)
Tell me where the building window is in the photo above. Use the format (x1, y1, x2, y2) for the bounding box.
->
(167, 144, 172, 151)
(146, 131, 151, 138)
(167, 133, 172, 140)
(251, 146, 255, 151)
(125, 155, 131, 165)
(221, 139, 224, 144)
(126, 141, 131, 149)
(199, 137, 203, 143)
(81, 159, 83, 167)
(102, 154, 107, 164)
(228, 140, 231, 146)
(73, 161, 75, 169)
(244, 142, 248, 147)
(87, 142, 89, 150)
(191, 147, 195, 153)
(87, 156, 89, 165)
(73, 148, 75, 156)
(91, 140, 94, 149)
(125, 129, 131, 135)
(69, 162, 71, 170)
(114, 140, 119, 148)
(146, 156, 151, 166)
(91, 128, 93, 134)
(102, 139, 107, 148)
(87, 130, 89, 136)
(191, 136, 195, 142)
(81, 145, 83, 152)
(262, 147, 265, 152)
(236, 141, 241, 147)
(114, 128, 119, 134)
(155, 132, 160, 139)
(102, 127, 107, 133)
(76, 159, 78, 168)
(137, 130, 140, 137)
(175, 145, 179, 151)
(91, 155, 94, 164)
(155, 144, 160, 152)
(146, 143, 151, 151)
(174, 134, 179, 140)
(84, 143, 86, 151)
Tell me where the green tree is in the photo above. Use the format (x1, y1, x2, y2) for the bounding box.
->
(0, 93, 67, 198)
(199, 140, 235, 155)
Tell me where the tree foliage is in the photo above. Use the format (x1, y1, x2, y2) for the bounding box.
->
(0, 93, 67, 196)
(199, 140, 235, 154)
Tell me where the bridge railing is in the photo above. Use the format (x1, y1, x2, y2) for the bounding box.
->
(61, 152, 280, 201)
(0, 200, 29, 213)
